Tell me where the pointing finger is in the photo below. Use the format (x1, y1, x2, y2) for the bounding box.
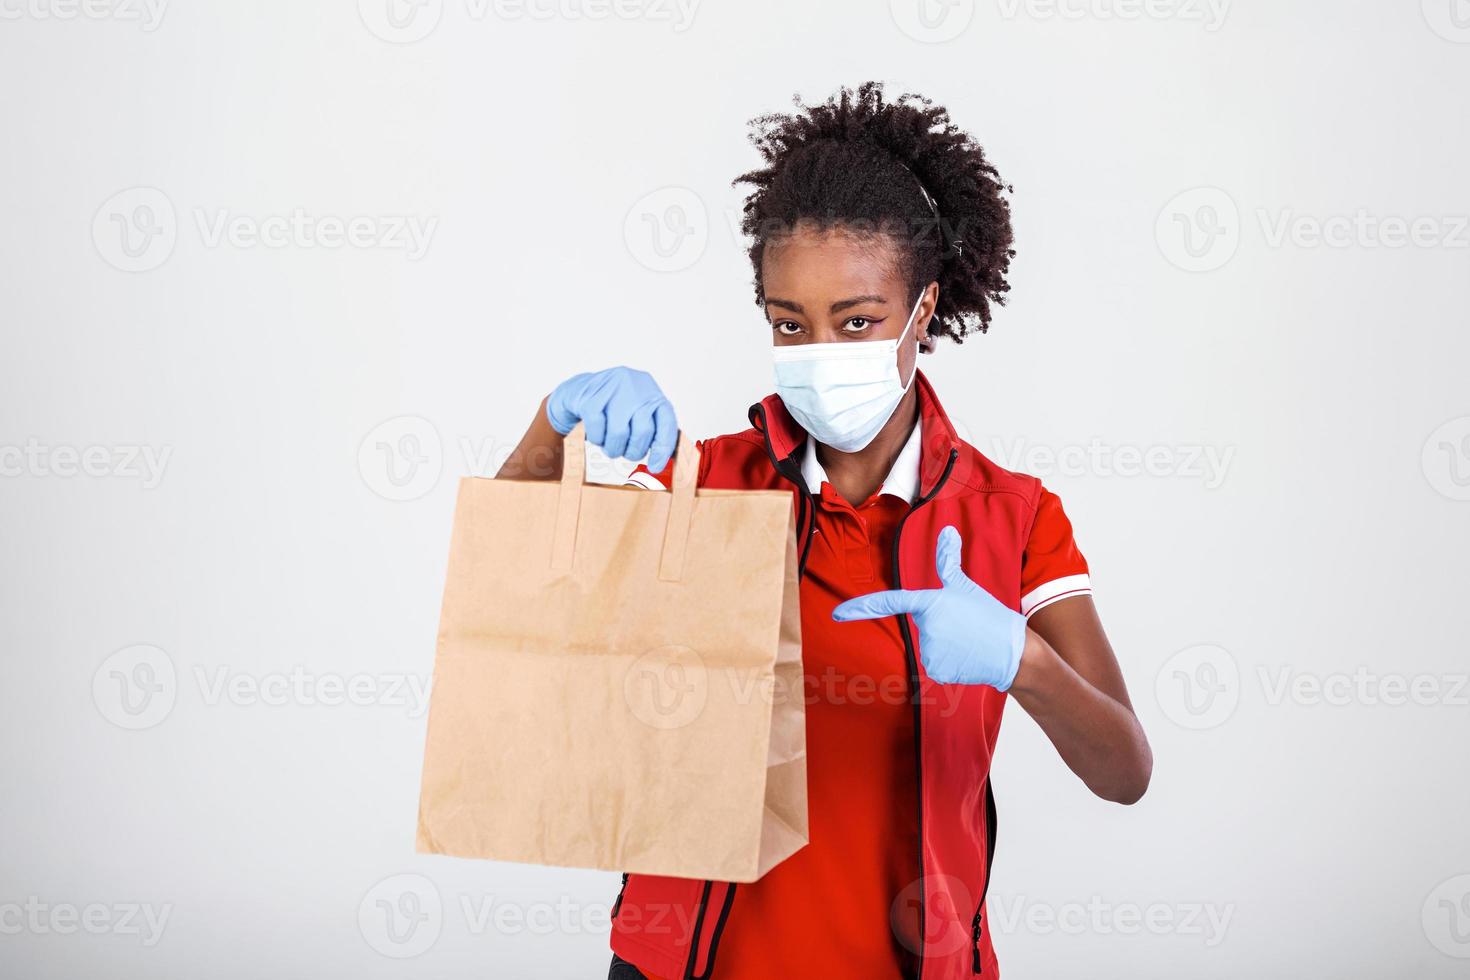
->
(832, 589, 935, 622)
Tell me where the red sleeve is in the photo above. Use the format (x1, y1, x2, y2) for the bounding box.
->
(1019, 488, 1092, 617)
(624, 461, 674, 490)
(623, 439, 704, 491)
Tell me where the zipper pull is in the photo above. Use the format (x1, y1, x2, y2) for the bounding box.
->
(971, 908, 983, 973)
(611, 873, 630, 920)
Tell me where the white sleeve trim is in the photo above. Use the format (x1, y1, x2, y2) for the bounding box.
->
(623, 470, 668, 491)
(1020, 574, 1092, 618)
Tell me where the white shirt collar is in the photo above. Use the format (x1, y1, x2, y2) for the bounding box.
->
(799, 421, 923, 504)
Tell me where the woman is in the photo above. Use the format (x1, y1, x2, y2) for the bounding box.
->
(497, 82, 1152, 980)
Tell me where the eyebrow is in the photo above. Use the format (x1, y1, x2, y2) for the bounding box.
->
(764, 294, 890, 316)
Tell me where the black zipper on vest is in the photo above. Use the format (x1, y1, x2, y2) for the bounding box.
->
(679, 880, 738, 980)
(971, 779, 998, 973)
(694, 884, 737, 979)
(680, 881, 715, 980)
(891, 446, 959, 978)
(749, 404, 818, 578)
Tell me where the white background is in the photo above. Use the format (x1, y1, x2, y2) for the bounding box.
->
(3, 0, 1470, 977)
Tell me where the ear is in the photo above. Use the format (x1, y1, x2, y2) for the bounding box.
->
(917, 281, 939, 352)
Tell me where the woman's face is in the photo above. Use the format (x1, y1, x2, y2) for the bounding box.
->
(761, 226, 936, 383)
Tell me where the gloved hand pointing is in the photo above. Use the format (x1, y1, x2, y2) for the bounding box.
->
(546, 367, 679, 474)
(832, 526, 1028, 690)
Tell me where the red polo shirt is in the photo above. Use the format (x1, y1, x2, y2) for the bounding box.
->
(623, 420, 1090, 978)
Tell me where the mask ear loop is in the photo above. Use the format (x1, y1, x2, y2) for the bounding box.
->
(898, 287, 926, 391)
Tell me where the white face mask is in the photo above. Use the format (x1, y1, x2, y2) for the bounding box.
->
(771, 289, 924, 453)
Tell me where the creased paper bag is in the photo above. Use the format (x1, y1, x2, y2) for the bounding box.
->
(416, 425, 806, 882)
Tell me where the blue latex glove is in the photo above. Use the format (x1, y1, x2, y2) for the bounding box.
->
(832, 526, 1028, 690)
(546, 367, 679, 474)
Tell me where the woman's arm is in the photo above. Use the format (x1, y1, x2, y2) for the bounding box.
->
(495, 396, 566, 481)
(832, 529, 1152, 805)
(1009, 597, 1152, 804)
(495, 369, 679, 482)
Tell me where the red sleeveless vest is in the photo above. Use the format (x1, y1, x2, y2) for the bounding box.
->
(611, 373, 1049, 979)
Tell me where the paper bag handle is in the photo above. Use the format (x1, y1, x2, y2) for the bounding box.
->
(551, 424, 698, 582)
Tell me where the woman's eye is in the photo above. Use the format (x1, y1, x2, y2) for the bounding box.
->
(774, 322, 802, 336)
(844, 317, 873, 333)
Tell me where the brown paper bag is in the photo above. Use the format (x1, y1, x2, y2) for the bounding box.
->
(416, 425, 807, 883)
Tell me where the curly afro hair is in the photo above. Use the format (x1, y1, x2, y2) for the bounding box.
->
(733, 81, 1015, 342)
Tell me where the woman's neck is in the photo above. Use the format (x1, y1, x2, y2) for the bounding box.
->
(815, 387, 920, 505)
